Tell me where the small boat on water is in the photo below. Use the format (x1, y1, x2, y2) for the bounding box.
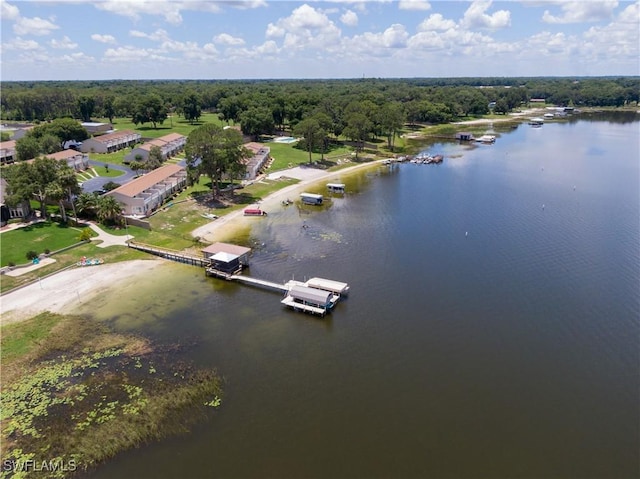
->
(300, 193, 323, 205)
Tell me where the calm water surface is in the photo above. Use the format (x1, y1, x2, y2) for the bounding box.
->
(89, 114, 639, 479)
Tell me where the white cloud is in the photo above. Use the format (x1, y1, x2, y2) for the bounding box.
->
(581, 2, 639, 59)
(228, 0, 268, 9)
(1, 0, 20, 20)
(13, 16, 59, 36)
(50, 35, 77, 49)
(417, 13, 456, 31)
(95, 1, 188, 25)
(91, 34, 117, 44)
(349, 23, 409, 54)
(461, 0, 511, 30)
(2, 37, 41, 51)
(340, 9, 358, 26)
(266, 4, 342, 50)
(398, 0, 431, 11)
(213, 33, 245, 46)
(542, 0, 619, 24)
(92, 0, 263, 25)
(129, 29, 171, 42)
(59, 52, 96, 64)
(103, 46, 155, 62)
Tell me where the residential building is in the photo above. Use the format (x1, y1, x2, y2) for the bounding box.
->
(43, 149, 90, 170)
(106, 164, 187, 217)
(0, 177, 31, 226)
(81, 122, 113, 135)
(80, 130, 141, 154)
(0, 140, 16, 164)
(243, 142, 270, 180)
(123, 133, 186, 164)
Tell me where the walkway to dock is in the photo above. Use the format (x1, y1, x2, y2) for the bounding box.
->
(128, 242, 209, 267)
(227, 274, 289, 292)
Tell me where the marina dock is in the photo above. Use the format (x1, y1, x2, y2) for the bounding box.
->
(130, 240, 348, 316)
(128, 241, 210, 267)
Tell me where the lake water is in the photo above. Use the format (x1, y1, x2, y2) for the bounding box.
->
(88, 113, 639, 479)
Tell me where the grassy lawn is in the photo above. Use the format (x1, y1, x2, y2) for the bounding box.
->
(0, 221, 95, 267)
(92, 165, 125, 177)
(94, 112, 225, 139)
(266, 142, 353, 171)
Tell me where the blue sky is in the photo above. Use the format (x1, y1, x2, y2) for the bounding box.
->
(1, 0, 638, 81)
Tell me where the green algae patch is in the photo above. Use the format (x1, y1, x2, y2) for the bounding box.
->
(0, 313, 223, 479)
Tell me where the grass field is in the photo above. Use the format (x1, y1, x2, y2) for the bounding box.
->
(0, 221, 96, 267)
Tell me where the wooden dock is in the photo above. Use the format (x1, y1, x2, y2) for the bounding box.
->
(128, 242, 210, 267)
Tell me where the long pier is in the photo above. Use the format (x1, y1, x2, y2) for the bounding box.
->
(128, 241, 209, 267)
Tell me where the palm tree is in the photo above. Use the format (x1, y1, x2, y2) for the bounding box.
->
(57, 165, 81, 225)
(75, 192, 99, 220)
(97, 195, 123, 225)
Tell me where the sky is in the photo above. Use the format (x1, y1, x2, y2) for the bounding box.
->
(1, 0, 638, 81)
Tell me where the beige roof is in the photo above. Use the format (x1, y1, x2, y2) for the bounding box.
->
(138, 138, 169, 151)
(202, 242, 251, 256)
(44, 149, 83, 160)
(0, 140, 16, 150)
(159, 133, 185, 142)
(107, 164, 185, 198)
(91, 129, 139, 143)
(244, 142, 268, 153)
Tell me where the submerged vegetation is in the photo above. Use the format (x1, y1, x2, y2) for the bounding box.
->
(0, 312, 222, 478)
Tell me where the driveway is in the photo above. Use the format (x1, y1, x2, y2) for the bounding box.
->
(82, 161, 136, 194)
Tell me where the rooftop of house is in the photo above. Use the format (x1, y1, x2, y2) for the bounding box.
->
(88, 129, 140, 143)
(107, 164, 185, 198)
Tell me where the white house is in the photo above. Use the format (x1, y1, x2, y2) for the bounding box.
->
(81, 122, 113, 135)
(123, 133, 186, 164)
(106, 164, 187, 217)
(243, 142, 270, 180)
(0, 140, 16, 164)
(80, 130, 141, 154)
(43, 149, 90, 170)
(0, 177, 31, 225)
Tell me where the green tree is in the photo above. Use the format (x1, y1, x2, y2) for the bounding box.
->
(56, 164, 81, 224)
(343, 112, 372, 160)
(75, 192, 99, 220)
(379, 102, 405, 151)
(3, 157, 60, 218)
(97, 195, 123, 224)
(147, 145, 164, 170)
(239, 107, 275, 140)
(15, 136, 41, 161)
(77, 95, 95, 122)
(185, 124, 249, 197)
(1, 132, 10, 141)
(132, 94, 167, 129)
(182, 92, 202, 124)
(294, 118, 322, 164)
(40, 133, 62, 155)
(29, 118, 89, 150)
(103, 95, 116, 123)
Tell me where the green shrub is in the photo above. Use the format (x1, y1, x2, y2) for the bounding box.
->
(79, 229, 93, 241)
(26, 250, 38, 261)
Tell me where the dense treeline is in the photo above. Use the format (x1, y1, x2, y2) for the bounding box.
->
(1, 78, 638, 139)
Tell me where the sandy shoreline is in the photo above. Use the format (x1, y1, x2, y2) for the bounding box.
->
(1, 160, 386, 325)
(0, 259, 165, 325)
(192, 159, 386, 243)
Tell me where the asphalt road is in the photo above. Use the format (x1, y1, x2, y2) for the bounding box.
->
(82, 159, 186, 193)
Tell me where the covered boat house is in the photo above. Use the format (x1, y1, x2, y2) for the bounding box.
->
(327, 183, 345, 194)
(300, 192, 323, 205)
(202, 242, 251, 266)
(281, 285, 339, 316)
